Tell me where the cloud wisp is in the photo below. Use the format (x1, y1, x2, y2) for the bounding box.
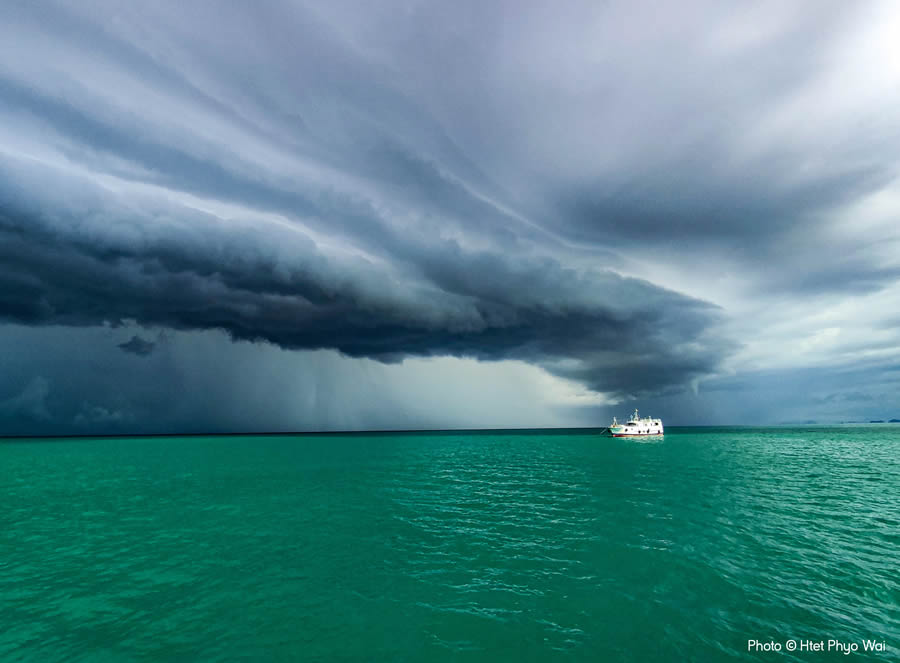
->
(118, 335, 156, 357)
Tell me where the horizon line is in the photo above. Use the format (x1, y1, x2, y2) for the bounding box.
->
(3, 421, 896, 440)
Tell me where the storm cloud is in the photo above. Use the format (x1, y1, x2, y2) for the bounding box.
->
(2, 0, 899, 432)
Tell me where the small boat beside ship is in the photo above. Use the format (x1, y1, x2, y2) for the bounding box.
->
(607, 409, 663, 436)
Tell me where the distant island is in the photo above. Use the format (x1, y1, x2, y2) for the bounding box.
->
(778, 419, 900, 425)
(829, 419, 900, 424)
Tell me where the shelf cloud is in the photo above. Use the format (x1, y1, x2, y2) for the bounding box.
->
(2, 0, 899, 432)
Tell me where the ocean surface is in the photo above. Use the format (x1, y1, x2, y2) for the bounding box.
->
(2, 427, 898, 662)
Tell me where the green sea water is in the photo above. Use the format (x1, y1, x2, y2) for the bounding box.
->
(2, 427, 898, 662)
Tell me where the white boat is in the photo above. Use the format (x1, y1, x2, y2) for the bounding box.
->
(607, 409, 663, 436)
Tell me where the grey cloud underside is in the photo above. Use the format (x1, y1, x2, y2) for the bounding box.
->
(557, 164, 889, 246)
(0, 188, 725, 398)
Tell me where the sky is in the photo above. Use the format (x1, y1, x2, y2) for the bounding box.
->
(2, 0, 900, 434)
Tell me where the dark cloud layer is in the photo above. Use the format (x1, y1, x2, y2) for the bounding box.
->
(0, 165, 725, 398)
(1, 1, 899, 432)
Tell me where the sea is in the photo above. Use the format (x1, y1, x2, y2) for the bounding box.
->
(2, 426, 898, 662)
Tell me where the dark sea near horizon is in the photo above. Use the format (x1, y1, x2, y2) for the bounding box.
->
(2, 426, 899, 662)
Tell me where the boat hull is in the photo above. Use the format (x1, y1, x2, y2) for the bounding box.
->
(608, 426, 663, 436)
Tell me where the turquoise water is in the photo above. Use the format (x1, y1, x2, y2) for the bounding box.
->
(2, 427, 898, 661)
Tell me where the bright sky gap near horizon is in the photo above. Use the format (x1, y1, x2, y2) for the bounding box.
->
(1, 1, 900, 434)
